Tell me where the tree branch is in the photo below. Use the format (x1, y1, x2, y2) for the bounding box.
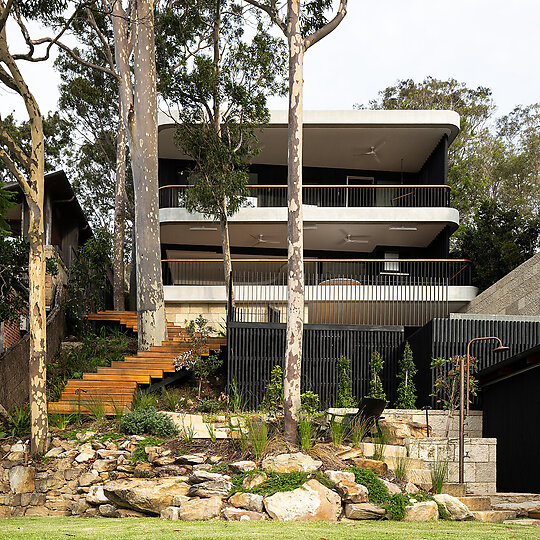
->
(0, 63, 18, 92)
(0, 146, 30, 194)
(0, 0, 13, 34)
(304, 0, 347, 51)
(0, 125, 31, 171)
(243, 0, 286, 35)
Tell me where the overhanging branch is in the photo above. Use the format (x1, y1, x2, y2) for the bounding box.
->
(304, 0, 347, 51)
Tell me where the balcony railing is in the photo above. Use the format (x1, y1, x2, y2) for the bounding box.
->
(159, 184, 451, 209)
(162, 258, 472, 326)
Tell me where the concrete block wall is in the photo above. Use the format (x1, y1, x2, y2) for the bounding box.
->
(405, 437, 497, 494)
(463, 252, 540, 316)
(383, 409, 483, 439)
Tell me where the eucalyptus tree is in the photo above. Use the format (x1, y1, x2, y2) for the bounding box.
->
(0, 0, 68, 453)
(242, 0, 348, 442)
(157, 0, 287, 302)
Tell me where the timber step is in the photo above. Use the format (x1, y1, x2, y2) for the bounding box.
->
(49, 311, 225, 415)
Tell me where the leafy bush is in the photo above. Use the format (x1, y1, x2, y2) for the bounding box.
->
(395, 342, 417, 409)
(230, 470, 333, 497)
(336, 356, 356, 407)
(367, 350, 386, 401)
(261, 365, 283, 412)
(386, 493, 410, 520)
(195, 398, 220, 413)
(351, 467, 390, 505)
(120, 406, 179, 437)
(5, 405, 31, 438)
(300, 391, 319, 415)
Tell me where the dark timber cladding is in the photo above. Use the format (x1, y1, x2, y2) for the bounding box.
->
(228, 322, 404, 409)
(408, 316, 540, 408)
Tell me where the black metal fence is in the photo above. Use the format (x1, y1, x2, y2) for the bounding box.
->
(162, 258, 471, 327)
(159, 184, 451, 209)
(408, 316, 540, 408)
(228, 322, 404, 409)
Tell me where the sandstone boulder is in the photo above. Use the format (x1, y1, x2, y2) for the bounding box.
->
(262, 453, 322, 473)
(44, 447, 64, 459)
(176, 454, 206, 465)
(381, 479, 401, 495)
(222, 508, 266, 521)
(160, 506, 180, 520)
(87, 486, 110, 505)
(403, 500, 439, 521)
(9, 466, 35, 493)
(379, 419, 428, 445)
(78, 472, 100, 487)
(229, 461, 256, 474)
(189, 470, 230, 483)
(264, 479, 341, 521)
(75, 450, 96, 463)
(103, 478, 190, 514)
(344, 503, 386, 520)
(324, 470, 355, 485)
(335, 480, 369, 503)
(92, 460, 117, 473)
(434, 494, 474, 521)
(178, 497, 223, 520)
(228, 492, 264, 512)
(349, 457, 388, 475)
(187, 480, 232, 498)
(99, 504, 119, 518)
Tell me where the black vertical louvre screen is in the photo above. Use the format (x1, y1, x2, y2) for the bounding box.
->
(228, 322, 404, 409)
(408, 316, 540, 408)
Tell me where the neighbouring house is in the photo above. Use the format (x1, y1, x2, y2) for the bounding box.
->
(0, 170, 92, 352)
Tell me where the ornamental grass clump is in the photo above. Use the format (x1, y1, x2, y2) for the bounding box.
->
(430, 448, 450, 494)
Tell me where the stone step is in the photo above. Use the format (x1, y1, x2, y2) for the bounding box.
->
(416, 483, 467, 498)
(458, 496, 491, 511)
(472, 510, 517, 523)
(488, 493, 540, 505)
(492, 501, 540, 517)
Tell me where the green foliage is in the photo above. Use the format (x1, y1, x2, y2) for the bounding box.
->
(120, 407, 179, 438)
(372, 429, 387, 461)
(431, 356, 479, 411)
(227, 379, 246, 412)
(261, 365, 283, 412)
(349, 415, 370, 447)
(336, 356, 356, 408)
(230, 470, 333, 497)
(298, 413, 315, 452)
(49, 414, 75, 431)
(0, 236, 29, 323)
(131, 436, 164, 463)
(454, 199, 540, 291)
(367, 351, 386, 401)
(393, 454, 409, 483)
(0, 181, 15, 236)
(179, 315, 223, 398)
(300, 391, 319, 415)
(430, 450, 450, 494)
(4, 405, 31, 438)
(245, 417, 269, 459)
(395, 342, 417, 409)
(66, 229, 113, 331)
(351, 467, 390, 505)
(385, 493, 410, 521)
(329, 417, 344, 447)
(85, 398, 107, 426)
(133, 392, 160, 411)
(47, 328, 133, 401)
(196, 398, 220, 413)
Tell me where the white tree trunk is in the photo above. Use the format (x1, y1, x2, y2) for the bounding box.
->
(111, 0, 167, 348)
(113, 103, 126, 312)
(283, 0, 304, 443)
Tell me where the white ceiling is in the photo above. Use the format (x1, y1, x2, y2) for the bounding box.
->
(160, 221, 446, 254)
(158, 110, 460, 173)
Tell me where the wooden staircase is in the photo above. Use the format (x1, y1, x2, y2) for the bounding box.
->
(48, 311, 226, 415)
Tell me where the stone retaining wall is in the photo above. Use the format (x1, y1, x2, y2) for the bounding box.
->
(405, 437, 496, 494)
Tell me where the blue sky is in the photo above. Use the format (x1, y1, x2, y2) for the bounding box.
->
(2, 0, 539, 121)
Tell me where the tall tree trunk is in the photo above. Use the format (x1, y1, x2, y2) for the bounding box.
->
(283, 0, 304, 444)
(111, 0, 167, 348)
(220, 209, 233, 309)
(113, 105, 126, 311)
(131, 0, 167, 348)
(0, 25, 48, 453)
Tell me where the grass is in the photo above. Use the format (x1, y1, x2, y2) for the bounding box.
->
(0, 518, 538, 540)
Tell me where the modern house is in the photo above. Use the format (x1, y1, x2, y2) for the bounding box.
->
(158, 110, 477, 331)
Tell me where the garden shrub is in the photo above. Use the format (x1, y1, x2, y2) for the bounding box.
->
(120, 406, 179, 437)
(351, 467, 389, 505)
(261, 365, 283, 412)
(367, 350, 386, 401)
(300, 390, 320, 415)
(395, 342, 417, 409)
(336, 356, 357, 407)
(196, 398, 220, 413)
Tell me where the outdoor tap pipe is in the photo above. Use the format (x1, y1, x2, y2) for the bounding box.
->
(459, 337, 509, 484)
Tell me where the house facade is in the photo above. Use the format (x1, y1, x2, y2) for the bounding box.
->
(157, 110, 477, 331)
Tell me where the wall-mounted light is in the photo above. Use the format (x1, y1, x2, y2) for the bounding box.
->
(189, 226, 218, 231)
(389, 226, 418, 231)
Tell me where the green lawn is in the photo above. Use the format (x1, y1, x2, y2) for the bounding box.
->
(0, 517, 537, 540)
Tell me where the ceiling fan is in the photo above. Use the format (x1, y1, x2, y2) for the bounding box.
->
(250, 234, 280, 246)
(353, 141, 386, 163)
(343, 234, 369, 244)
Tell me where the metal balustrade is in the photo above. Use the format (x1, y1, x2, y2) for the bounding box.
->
(159, 184, 451, 209)
(162, 258, 472, 327)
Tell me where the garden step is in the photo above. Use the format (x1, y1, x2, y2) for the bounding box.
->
(472, 510, 517, 522)
(83, 373, 151, 384)
(458, 496, 492, 511)
(96, 366, 164, 377)
(48, 402, 130, 415)
(65, 380, 137, 390)
(110, 361, 176, 371)
(416, 483, 467, 497)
